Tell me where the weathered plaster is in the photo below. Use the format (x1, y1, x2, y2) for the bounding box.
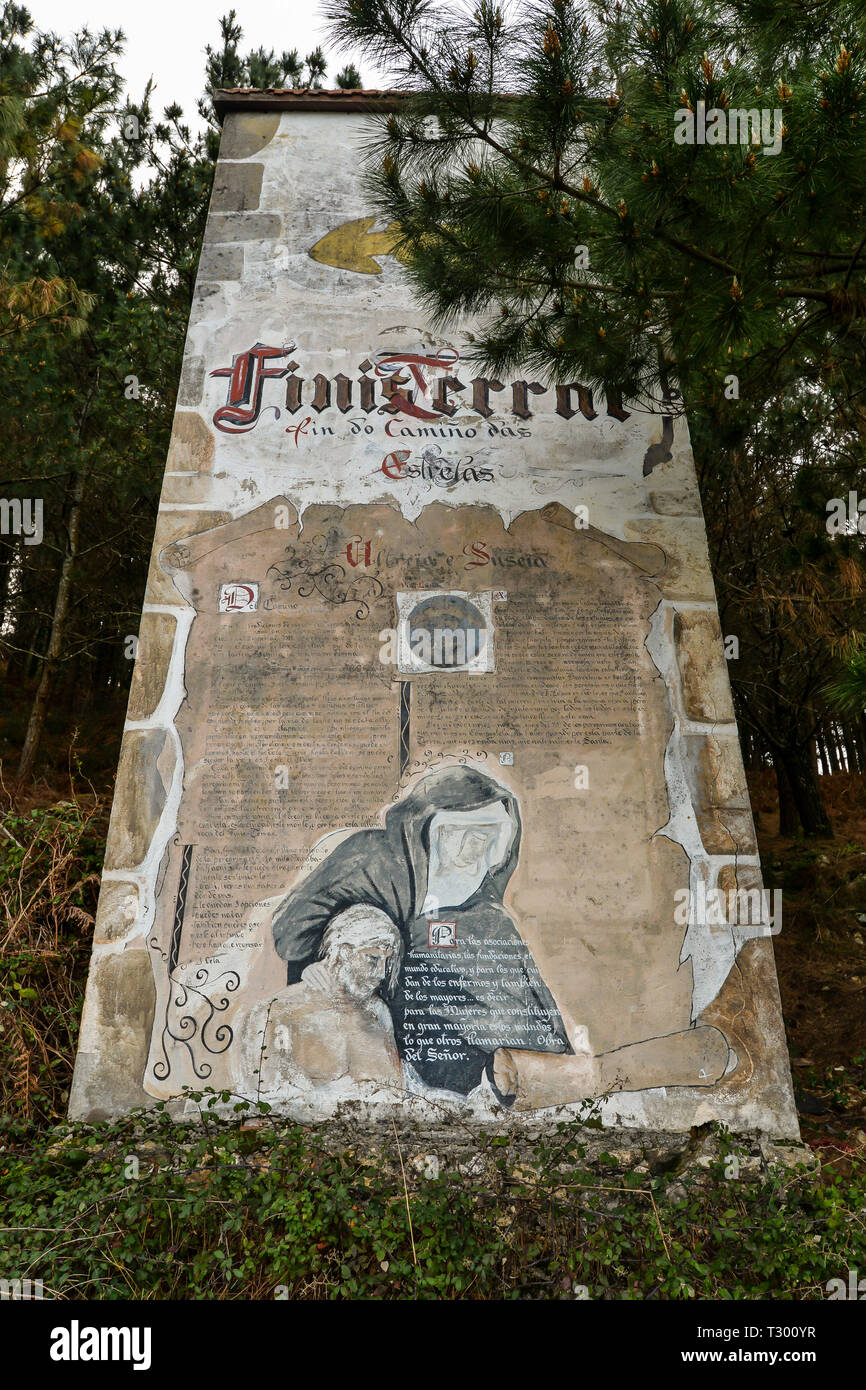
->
(69, 104, 799, 1139)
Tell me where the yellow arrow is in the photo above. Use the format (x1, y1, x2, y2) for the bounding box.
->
(308, 216, 405, 275)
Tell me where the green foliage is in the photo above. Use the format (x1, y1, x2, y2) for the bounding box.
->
(0, 796, 863, 1301)
(198, 11, 354, 153)
(0, 2, 217, 783)
(325, 0, 866, 415)
(0, 3, 122, 336)
(0, 795, 106, 1124)
(692, 390, 865, 833)
(825, 636, 866, 715)
(324, 0, 866, 831)
(0, 1110, 862, 1299)
(336, 63, 364, 89)
(0, 8, 360, 785)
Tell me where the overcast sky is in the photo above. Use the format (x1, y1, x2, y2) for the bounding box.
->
(27, 1, 383, 128)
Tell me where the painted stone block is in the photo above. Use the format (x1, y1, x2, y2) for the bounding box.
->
(70, 97, 799, 1138)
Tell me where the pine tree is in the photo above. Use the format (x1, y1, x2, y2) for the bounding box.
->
(325, 0, 865, 420)
(326, 0, 866, 834)
(199, 13, 359, 157)
(336, 63, 363, 89)
(3, 9, 213, 784)
(2, 9, 362, 784)
(0, 3, 122, 338)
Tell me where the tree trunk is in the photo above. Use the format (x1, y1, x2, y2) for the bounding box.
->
(773, 753, 799, 837)
(0, 537, 14, 631)
(780, 742, 834, 838)
(16, 467, 88, 785)
(824, 732, 840, 775)
(830, 725, 846, 773)
(842, 721, 862, 773)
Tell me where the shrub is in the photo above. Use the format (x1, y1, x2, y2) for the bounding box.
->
(0, 796, 106, 1125)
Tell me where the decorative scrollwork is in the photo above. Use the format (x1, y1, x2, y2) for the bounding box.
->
(149, 958, 240, 1083)
(266, 549, 384, 621)
(148, 842, 239, 1084)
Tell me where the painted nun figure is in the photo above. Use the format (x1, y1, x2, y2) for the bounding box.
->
(271, 767, 572, 1101)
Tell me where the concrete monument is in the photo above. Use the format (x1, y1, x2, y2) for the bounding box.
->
(70, 90, 799, 1138)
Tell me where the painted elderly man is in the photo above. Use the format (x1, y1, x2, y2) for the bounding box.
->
(241, 904, 404, 1100)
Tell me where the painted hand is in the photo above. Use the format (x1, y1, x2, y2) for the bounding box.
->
(492, 1047, 519, 1100)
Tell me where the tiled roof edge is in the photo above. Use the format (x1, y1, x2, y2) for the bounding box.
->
(213, 88, 408, 116)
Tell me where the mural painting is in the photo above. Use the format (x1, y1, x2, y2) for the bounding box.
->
(69, 97, 798, 1137)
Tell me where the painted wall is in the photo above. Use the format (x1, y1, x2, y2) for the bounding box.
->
(69, 104, 799, 1136)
